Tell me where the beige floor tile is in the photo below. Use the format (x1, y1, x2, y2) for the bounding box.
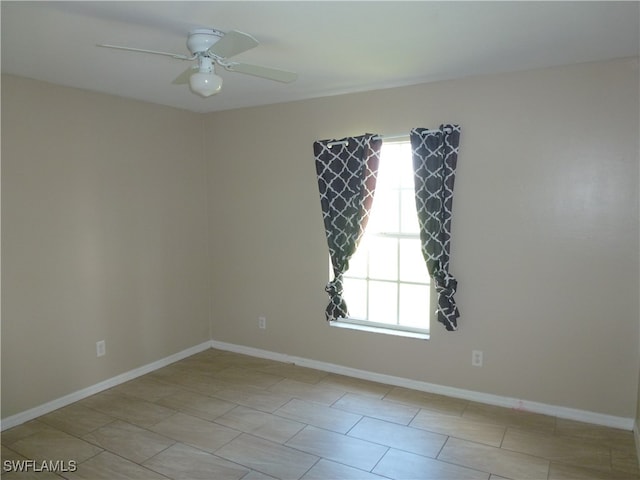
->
(65, 451, 165, 480)
(78, 391, 176, 428)
(147, 362, 198, 381)
(2, 444, 27, 461)
(110, 376, 184, 402)
(286, 425, 387, 471)
(174, 350, 232, 374)
(241, 470, 279, 480)
(214, 405, 305, 443)
(1, 421, 61, 447)
(269, 378, 345, 405)
(155, 389, 236, 421)
(411, 410, 506, 447)
(256, 363, 329, 385)
(348, 416, 447, 458)
(548, 461, 640, 480)
(152, 370, 231, 396)
(1, 446, 65, 480)
(373, 448, 489, 479)
(501, 427, 611, 472)
(143, 442, 250, 479)
(384, 387, 468, 416)
(213, 385, 292, 413)
(275, 398, 361, 434)
(316, 374, 391, 398)
(612, 446, 640, 475)
(555, 418, 635, 447)
(438, 437, 549, 479)
(82, 420, 175, 464)
(148, 412, 240, 453)
(9, 429, 103, 464)
(38, 404, 115, 438)
(2, 470, 65, 480)
(463, 402, 556, 434)
(216, 433, 319, 479)
(211, 366, 284, 389)
(333, 393, 419, 425)
(301, 459, 387, 479)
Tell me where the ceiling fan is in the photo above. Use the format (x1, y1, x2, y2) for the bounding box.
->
(98, 28, 298, 97)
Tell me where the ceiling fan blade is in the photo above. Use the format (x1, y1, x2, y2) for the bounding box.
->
(208, 30, 258, 59)
(172, 66, 198, 85)
(97, 44, 193, 60)
(224, 62, 298, 83)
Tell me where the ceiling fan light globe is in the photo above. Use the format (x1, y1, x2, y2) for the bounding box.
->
(189, 72, 223, 97)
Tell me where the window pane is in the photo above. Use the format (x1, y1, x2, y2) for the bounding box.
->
(378, 142, 413, 187)
(398, 283, 430, 329)
(375, 158, 398, 191)
(368, 281, 397, 325)
(343, 278, 367, 320)
(400, 189, 420, 234)
(369, 236, 398, 281)
(398, 151, 415, 189)
(346, 238, 368, 278)
(399, 238, 430, 283)
(369, 190, 398, 233)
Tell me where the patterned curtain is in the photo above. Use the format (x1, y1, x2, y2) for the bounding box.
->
(314, 134, 382, 322)
(410, 125, 461, 331)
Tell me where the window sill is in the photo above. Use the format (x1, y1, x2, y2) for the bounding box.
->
(329, 320, 430, 340)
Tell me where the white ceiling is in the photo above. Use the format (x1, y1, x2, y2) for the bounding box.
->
(2, 1, 638, 113)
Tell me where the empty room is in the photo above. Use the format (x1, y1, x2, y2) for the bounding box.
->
(2, 2, 639, 479)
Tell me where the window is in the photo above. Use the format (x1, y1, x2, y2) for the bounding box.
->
(339, 140, 431, 336)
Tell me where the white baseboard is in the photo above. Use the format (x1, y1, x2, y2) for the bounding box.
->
(0, 341, 212, 431)
(211, 340, 635, 431)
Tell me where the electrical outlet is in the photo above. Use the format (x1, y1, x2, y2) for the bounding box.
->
(96, 340, 106, 357)
(472, 350, 483, 367)
(258, 315, 266, 329)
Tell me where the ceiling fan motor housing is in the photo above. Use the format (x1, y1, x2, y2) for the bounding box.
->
(187, 28, 224, 55)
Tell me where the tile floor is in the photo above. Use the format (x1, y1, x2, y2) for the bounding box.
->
(1, 348, 639, 479)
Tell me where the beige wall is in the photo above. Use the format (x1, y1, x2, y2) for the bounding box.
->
(204, 58, 639, 419)
(2, 57, 638, 423)
(1, 76, 210, 418)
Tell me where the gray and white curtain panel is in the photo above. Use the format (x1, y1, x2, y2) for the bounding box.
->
(410, 125, 461, 331)
(313, 134, 382, 322)
(314, 126, 461, 330)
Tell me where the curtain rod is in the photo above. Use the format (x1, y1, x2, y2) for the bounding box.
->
(327, 134, 406, 148)
(373, 128, 453, 140)
(326, 129, 452, 148)
(371, 134, 410, 141)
